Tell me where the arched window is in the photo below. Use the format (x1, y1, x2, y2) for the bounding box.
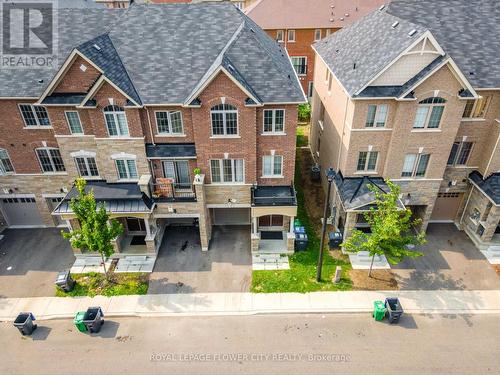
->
(210, 104, 238, 136)
(0, 148, 14, 175)
(413, 97, 446, 129)
(103, 105, 129, 136)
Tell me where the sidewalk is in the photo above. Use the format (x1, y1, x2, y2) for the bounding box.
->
(1, 290, 500, 321)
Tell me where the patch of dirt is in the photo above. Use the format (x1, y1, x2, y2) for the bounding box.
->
(349, 269, 398, 290)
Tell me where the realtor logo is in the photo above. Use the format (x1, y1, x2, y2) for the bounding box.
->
(0, 0, 58, 69)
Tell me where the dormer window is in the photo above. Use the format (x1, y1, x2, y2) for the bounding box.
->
(103, 105, 129, 137)
(413, 97, 446, 129)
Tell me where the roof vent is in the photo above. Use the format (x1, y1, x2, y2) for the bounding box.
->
(330, 5, 334, 8)
(329, 18, 334, 22)
(227, 63, 235, 71)
(340, 17, 344, 21)
(344, 13, 349, 17)
(250, 28, 255, 33)
(391, 21, 399, 29)
(37, 79, 44, 84)
(379, 4, 385, 11)
(408, 29, 417, 37)
(93, 44, 101, 51)
(353, 63, 356, 70)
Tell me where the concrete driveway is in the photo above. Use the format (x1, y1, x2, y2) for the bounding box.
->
(148, 225, 252, 294)
(392, 224, 500, 290)
(0, 228, 75, 297)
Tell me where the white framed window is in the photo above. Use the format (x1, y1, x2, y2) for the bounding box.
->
(211, 104, 238, 136)
(103, 105, 129, 136)
(356, 151, 378, 172)
(287, 29, 295, 42)
(413, 97, 446, 129)
(462, 96, 491, 119)
(314, 29, 321, 41)
(0, 148, 14, 175)
(155, 111, 183, 135)
(291, 56, 307, 75)
(326, 29, 331, 37)
(447, 141, 473, 166)
(210, 159, 244, 183)
(115, 159, 138, 180)
(365, 104, 388, 127)
(65, 111, 83, 134)
(19, 104, 51, 127)
(75, 156, 99, 177)
(262, 155, 283, 177)
(276, 29, 284, 42)
(402, 153, 430, 177)
(35, 147, 65, 173)
(263, 109, 285, 133)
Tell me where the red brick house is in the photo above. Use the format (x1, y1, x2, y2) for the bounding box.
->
(245, 0, 387, 99)
(0, 3, 305, 258)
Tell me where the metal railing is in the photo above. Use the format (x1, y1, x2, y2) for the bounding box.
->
(151, 179, 196, 202)
(251, 185, 297, 206)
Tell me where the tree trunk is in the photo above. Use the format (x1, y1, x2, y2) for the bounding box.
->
(100, 252, 109, 281)
(369, 255, 375, 278)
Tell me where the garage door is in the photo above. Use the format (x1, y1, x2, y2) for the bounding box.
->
(430, 193, 463, 222)
(0, 196, 44, 227)
(212, 208, 250, 225)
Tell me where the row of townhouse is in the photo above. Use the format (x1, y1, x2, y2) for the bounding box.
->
(310, 0, 500, 258)
(0, 3, 305, 257)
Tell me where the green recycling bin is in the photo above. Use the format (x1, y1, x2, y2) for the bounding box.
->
(74, 311, 87, 332)
(294, 218, 302, 228)
(373, 300, 386, 321)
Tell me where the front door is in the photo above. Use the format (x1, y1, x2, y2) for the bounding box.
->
(126, 217, 146, 234)
(163, 160, 190, 188)
(258, 215, 283, 229)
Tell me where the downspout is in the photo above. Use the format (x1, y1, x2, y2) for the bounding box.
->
(336, 96, 349, 168)
(146, 106, 155, 146)
(459, 185, 474, 226)
(484, 131, 500, 176)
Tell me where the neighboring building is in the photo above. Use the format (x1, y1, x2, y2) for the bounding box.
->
(309, 0, 500, 259)
(245, 0, 387, 99)
(97, 0, 253, 10)
(0, 3, 305, 257)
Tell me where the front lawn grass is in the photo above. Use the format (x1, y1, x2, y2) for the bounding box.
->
(55, 272, 149, 297)
(251, 151, 352, 293)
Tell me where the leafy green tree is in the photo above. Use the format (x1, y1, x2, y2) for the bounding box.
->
(298, 103, 311, 122)
(62, 178, 123, 278)
(341, 180, 425, 276)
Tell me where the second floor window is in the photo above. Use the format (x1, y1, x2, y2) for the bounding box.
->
(36, 148, 65, 173)
(314, 29, 321, 41)
(462, 96, 491, 119)
(115, 159, 138, 180)
(365, 104, 388, 127)
(262, 155, 283, 177)
(103, 105, 129, 137)
(447, 141, 473, 166)
(402, 153, 430, 178)
(75, 156, 99, 177)
(19, 104, 51, 127)
(0, 149, 14, 175)
(211, 104, 238, 136)
(291, 57, 307, 75)
(263, 109, 284, 133)
(276, 30, 284, 42)
(65, 111, 83, 134)
(155, 111, 183, 135)
(413, 97, 446, 129)
(357, 151, 378, 172)
(287, 29, 295, 42)
(210, 159, 244, 183)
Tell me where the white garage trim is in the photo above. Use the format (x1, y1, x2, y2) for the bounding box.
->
(0, 194, 46, 228)
(207, 204, 251, 208)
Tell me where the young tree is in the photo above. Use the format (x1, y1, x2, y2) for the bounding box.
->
(62, 178, 123, 279)
(341, 180, 425, 277)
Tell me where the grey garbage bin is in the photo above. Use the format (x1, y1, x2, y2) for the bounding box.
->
(294, 233, 308, 251)
(13, 312, 37, 335)
(328, 231, 343, 249)
(55, 270, 75, 292)
(385, 298, 404, 324)
(310, 165, 320, 181)
(83, 307, 104, 333)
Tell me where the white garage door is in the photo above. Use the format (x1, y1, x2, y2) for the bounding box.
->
(212, 208, 250, 225)
(1, 196, 44, 227)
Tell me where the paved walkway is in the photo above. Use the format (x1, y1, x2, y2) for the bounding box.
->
(1, 290, 500, 321)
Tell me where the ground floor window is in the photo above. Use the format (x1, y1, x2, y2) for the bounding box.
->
(258, 215, 283, 227)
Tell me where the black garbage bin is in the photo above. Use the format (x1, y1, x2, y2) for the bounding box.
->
(13, 312, 37, 335)
(310, 165, 320, 181)
(55, 270, 75, 292)
(328, 231, 343, 249)
(385, 297, 404, 324)
(83, 307, 104, 333)
(294, 233, 308, 251)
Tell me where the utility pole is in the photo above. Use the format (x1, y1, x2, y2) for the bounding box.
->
(316, 168, 336, 282)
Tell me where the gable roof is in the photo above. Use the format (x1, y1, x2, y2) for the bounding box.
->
(245, 0, 387, 29)
(469, 171, 500, 206)
(0, 3, 304, 104)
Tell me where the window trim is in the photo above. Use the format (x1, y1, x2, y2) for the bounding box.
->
(413, 97, 446, 129)
(401, 153, 430, 178)
(314, 29, 321, 41)
(154, 110, 184, 135)
(365, 104, 388, 128)
(209, 158, 245, 184)
(262, 154, 283, 178)
(210, 104, 239, 137)
(18, 104, 52, 128)
(291, 56, 307, 76)
(0, 148, 15, 175)
(287, 29, 295, 42)
(35, 147, 66, 174)
(262, 109, 285, 134)
(462, 96, 491, 119)
(74, 156, 99, 178)
(64, 111, 84, 135)
(115, 159, 139, 181)
(276, 29, 284, 42)
(447, 141, 474, 166)
(103, 105, 129, 137)
(356, 151, 379, 172)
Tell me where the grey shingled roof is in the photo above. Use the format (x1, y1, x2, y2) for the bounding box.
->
(0, 3, 304, 104)
(145, 143, 196, 159)
(469, 171, 500, 205)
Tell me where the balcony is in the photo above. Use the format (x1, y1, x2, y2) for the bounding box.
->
(151, 178, 196, 202)
(251, 185, 297, 206)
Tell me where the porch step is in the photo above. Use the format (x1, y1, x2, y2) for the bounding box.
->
(348, 251, 390, 270)
(252, 253, 290, 271)
(115, 256, 157, 273)
(70, 256, 113, 274)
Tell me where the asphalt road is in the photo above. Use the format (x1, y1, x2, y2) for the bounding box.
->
(1, 313, 499, 374)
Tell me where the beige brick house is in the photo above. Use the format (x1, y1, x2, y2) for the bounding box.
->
(309, 0, 500, 259)
(0, 3, 305, 258)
